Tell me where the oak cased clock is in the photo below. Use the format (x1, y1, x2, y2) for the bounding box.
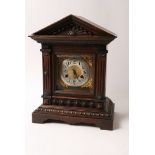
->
(29, 15, 117, 130)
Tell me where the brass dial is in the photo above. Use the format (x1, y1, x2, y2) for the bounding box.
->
(61, 58, 90, 87)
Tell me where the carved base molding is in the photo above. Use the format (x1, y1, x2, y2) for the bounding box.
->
(32, 97, 114, 130)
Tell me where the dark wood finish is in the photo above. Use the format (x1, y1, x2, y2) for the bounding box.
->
(41, 48, 52, 105)
(33, 97, 114, 130)
(29, 15, 116, 45)
(29, 15, 117, 130)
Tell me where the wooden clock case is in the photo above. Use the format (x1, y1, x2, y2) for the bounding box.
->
(29, 15, 117, 130)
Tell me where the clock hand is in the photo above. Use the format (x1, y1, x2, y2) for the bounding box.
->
(72, 69, 78, 79)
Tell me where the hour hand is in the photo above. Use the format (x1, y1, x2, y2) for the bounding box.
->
(72, 69, 78, 79)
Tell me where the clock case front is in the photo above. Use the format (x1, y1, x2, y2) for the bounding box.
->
(54, 46, 95, 97)
(29, 15, 117, 130)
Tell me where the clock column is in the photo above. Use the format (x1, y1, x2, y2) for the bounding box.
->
(95, 50, 107, 108)
(41, 45, 52, 105)
(96, 50, 107, 109)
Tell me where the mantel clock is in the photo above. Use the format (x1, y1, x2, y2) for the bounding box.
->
(29, 15, 117, 130)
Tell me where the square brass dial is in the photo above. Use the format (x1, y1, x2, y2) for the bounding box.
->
(55, 54, 95, 95)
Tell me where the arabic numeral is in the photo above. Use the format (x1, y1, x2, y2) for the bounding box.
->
(66, 61, 71, 66)
(78, 79, 81, 82)
(83, 70, 87, 74)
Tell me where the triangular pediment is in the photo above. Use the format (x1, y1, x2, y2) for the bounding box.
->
(34, 17, 95, 36)
(30, 15, 117, 45)
(33, 15, 116, 36)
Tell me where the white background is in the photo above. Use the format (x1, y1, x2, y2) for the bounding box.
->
(25, 0, 128, 155)
(0, 0, 155, 155)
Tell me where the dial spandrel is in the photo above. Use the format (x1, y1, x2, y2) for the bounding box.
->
(61, 58, 90, 87)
